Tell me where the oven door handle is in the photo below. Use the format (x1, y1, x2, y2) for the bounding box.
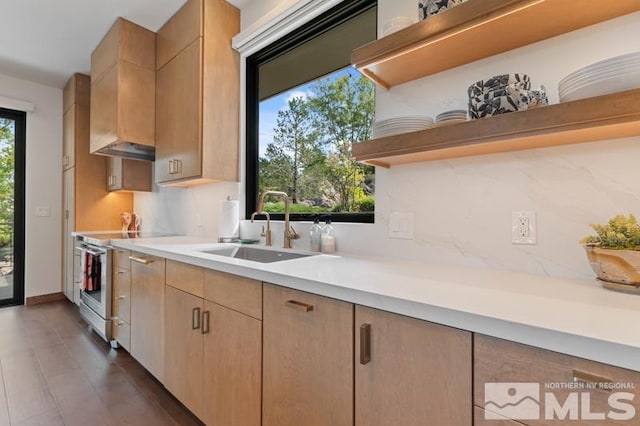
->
(82, 248, 106, 256)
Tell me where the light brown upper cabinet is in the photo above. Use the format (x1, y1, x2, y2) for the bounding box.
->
(62, 74, 90, 170)
(155, 0, 240, 186)
(90, 18, 156, 161)
(107, 157, 152, 192)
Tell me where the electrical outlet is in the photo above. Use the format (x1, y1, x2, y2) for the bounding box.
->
(512, 211, 536, 244)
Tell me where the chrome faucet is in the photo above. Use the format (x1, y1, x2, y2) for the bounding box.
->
(250, 211, 271, 247)
(257, 191, 300, 249)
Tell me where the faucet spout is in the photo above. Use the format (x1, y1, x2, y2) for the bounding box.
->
(257, 191, 300, 249)
(250, 211, 271, 246)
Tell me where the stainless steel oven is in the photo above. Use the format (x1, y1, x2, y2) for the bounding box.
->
(77, 237, 112, 342)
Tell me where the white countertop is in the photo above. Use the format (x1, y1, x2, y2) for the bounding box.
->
(111, 236, 640, 372)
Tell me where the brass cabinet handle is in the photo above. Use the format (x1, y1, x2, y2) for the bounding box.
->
(285, 300, 314, 312)
(115, 320, 125, 326)
(115, 295, 127, 300)
(128, 256, 153, 265)
(202, 311, 210, 334)
(573, 369, 613, 392)
(192, 307, 201, 330)
(117, 271, 127, 274)
(360, 323, 371, 365)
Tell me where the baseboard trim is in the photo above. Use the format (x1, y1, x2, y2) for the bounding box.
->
(26, 292, 67, 306)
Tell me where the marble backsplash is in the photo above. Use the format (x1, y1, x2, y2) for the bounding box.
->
(133, 3, 640, 280)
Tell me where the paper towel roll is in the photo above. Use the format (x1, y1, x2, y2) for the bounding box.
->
(218, 197, 240, 240)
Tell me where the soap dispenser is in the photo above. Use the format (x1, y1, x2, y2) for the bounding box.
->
(309, 215, 322, 252)
(321, 217, 336, 253)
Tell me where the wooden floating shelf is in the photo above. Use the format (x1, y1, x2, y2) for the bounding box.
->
(352, 0, 640, 89)
(352, 89, 640, 168)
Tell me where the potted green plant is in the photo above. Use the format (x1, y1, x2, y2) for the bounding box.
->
(581, 214, 640, 293)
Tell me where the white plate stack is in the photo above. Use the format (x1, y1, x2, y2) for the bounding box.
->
(381, 17, 415, 37)
(558, 52, 640, 102)
(372, 116, 434, 139)
(435, 109, 468, 126)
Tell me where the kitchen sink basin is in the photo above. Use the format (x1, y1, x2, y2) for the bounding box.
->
(200, 246, 315, 263)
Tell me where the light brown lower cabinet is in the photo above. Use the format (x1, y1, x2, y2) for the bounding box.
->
(163, 262, 262, 425)
(474, 334, 640, 426)
(474, 406, 524, 425)
(355, 305, 472, 426)
(203, 300, 261, 426)
(164, 285, 204, 417)
(130, 253, 165, 382)
(262, 284, 354, 426)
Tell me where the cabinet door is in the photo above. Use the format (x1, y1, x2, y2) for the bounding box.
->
(203, 300, 261, 426)
(355, 306, 472, 426)
(130, 254, 165, 382)
(475, 334, 640, 426)
(62, 108, 74, 169)
(89, 66, 118, 153)
(262, 284, 353, 426)
(62, 169, 75, 302)
(107, 156, 123, 191)
(155, 38, 202, 183)
(107, 157, 152, 192)
(164, 285, 204, 417)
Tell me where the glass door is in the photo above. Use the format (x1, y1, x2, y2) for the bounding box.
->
(0, 108, 25, 306)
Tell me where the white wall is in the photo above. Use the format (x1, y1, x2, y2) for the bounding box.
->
(137, 0, 640, 280)
(0, 73, 63, 299)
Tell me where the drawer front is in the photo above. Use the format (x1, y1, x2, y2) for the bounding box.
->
(112, 294, 131, 324)
(475, 334, 640, 425)
(113, 248, 131, 271)
(166, 260, 204, 298)
(112, 320, 131, 351)
(113, 269, 131, 297)
(474, 406, 524, 425)
(204, 270, 262, 320)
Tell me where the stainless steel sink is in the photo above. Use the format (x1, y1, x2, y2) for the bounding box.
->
(200, 246, 315, 263)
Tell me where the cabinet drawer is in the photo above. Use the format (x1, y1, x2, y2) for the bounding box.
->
(113, 248, 131, 270)
(166, 260, 204, 298)
(113, 294, 131, 324)
(204, 270, 261, 320)
(113, 269, 131, 295)
(112, 320, 131, 351)
(475, 334, 640, 425)
(474, 406, 522, 425)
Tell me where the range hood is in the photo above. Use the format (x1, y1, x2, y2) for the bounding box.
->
(95, 142, 155, 162)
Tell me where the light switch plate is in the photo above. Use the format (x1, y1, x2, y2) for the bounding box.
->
(389, 212, 414, 240)
(36, 206, 50, 217)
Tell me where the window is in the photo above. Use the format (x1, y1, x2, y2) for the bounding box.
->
(0, 108, 25, 307)
(246, 0, 377, 223)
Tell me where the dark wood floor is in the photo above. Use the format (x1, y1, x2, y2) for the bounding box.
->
(0, 300, 202, 426)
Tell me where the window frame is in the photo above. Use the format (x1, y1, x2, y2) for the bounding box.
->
(245, 0, 377, 224)
(0, 108, 25, 307)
